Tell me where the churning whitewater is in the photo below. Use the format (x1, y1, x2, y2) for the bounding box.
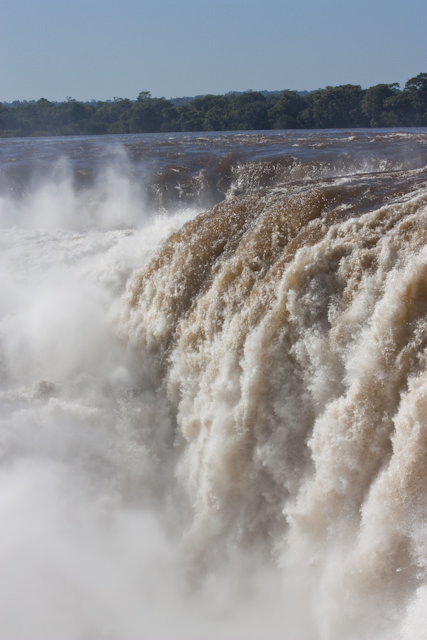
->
(1, 129, 427, 639)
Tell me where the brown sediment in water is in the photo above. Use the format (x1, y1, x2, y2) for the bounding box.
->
(119, 162, 427, 635)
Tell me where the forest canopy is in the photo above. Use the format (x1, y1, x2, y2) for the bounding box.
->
(0, 73, 426, 137)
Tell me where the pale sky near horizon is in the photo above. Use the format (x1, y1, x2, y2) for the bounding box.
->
(1, 0, 426, 102)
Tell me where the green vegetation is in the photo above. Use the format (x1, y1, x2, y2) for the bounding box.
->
(1, 73, 426, 137)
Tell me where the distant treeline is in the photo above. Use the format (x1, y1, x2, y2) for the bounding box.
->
(1, 73, 426, 137)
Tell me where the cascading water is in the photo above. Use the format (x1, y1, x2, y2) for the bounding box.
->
(1, 129, 427, 639)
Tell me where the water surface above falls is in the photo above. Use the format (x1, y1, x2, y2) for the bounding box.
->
(1, 128, 426, 208)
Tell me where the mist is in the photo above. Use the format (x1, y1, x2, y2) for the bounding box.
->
(0, 158, 300, 640)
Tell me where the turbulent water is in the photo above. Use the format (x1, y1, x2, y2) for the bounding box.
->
(1, 129, 427, 639)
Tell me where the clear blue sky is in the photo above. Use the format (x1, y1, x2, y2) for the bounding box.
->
(1, 0, 426, 102)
